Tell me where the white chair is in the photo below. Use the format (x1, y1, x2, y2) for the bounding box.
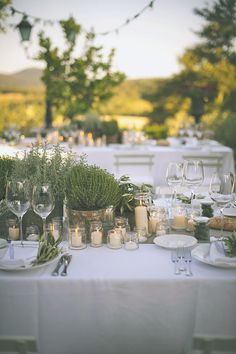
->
(192, 334, 236, 354)
(114, 152, 155, 186)
(0, 335, 38, 354)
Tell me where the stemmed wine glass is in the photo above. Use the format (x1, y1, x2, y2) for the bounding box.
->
(32, 184, 54, 240)
(183, 160, 204, 205)
(209, 172, 235, 237)
(6, 180, 30, 245)
(166, 162, 183, 203)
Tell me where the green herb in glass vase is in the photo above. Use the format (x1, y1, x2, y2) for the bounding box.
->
(224, 232, 236, 257)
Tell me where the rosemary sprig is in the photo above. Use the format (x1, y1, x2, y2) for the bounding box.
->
(33, 232, 62, 265)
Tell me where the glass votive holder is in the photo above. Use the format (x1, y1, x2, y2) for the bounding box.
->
(185, 206, 201, 232)
(124, 231, 139, 251)
(155, 220, 169, 236)
(7, 218, 20, 241)
(107, 229, 123, 249)
(171, 205, 186, 230)
(148, 207, 167, 235)
(26, 224, 40, 241)
(68, 224, 86, 250)
(90, 221, 103, 247)
(114, 216, 129, 239)
(134, 226, 147, 243)
(193, 216, 210, 242)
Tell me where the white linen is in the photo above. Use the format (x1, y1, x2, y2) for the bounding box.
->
(0, 245, 236, 354)
(0, 241, 38, 268)
(209, 241, 236, 264)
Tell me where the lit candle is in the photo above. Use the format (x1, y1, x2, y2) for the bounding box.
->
(71, 228, 82, 247)
(186, 218, 195, 232)
(149, 217, 160, 234)
(172, 215, 186, 230)
(8, 226, 20, 241)
(135, 205, 148, 232)
(91, 230, 102, 246)
(109, 231, 122, 248)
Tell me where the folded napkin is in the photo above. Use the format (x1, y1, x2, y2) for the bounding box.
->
(207, 239, 236, 264)
(0, 242, 38, 269)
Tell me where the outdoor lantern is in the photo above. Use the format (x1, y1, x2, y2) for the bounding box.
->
(16, 15, 32, 42)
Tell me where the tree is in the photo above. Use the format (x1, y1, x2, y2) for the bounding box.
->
(37, 17, 125, 128)
(0, 0, 11, 32)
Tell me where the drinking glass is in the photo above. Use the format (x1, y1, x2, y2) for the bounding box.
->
(209, 172, 235, 237)
(6, 180, 30, 245)
(166, 162, 183, 203)
(32, 184, 54, 240)
(183, 160, 204, 204)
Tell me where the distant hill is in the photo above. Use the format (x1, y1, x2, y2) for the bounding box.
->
(0, 68, 44, 91)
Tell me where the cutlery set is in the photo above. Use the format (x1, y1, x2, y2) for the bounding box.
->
(51, 254, 72, 276)
(171, 248, 192, 276)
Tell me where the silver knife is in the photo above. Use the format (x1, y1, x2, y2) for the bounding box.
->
(51, 255, 65, 276)
(61, 255, 72, 276)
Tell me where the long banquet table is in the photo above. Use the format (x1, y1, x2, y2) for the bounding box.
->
(0, 244, 236, 354)
(70, 142, 235, 186)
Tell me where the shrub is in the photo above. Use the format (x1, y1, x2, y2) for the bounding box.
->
(144, 124, 168, 140)
(0, 156, 15, 200)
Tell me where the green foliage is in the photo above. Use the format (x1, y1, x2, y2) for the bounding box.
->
(65, 163, 121, 211)
(143, 124, 167, 139)
(0, 0, 11, 32)
(201, 203, 214, 218)
(0, 156, 15, 200)
(102, 119, 120, 137)
(224, 232, 236, 257)
(33, 232, 62, 265)
(82, 114, 103, 138)
(37, 16, 125, 126)
(10, 143, 77, 204)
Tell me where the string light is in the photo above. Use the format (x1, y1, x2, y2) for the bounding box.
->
(9, 0, 156, 41)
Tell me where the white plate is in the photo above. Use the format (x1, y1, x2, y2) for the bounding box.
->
(222, 208, 236, 217)
(0, 252, 61, 271)
(153, 234, 198, 249)
(0, 238, 8, 249)
(192, 244, 236, 268)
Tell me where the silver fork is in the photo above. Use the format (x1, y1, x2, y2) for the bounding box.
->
(171, 250, 180, 275)
(184, 248, 193, 276)
(177, 247, 185, 272)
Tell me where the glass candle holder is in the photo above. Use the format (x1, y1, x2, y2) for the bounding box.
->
(26, 224, 39, 241)
(149, 207, 167, 235)
(185, 205, 201, 232)
(124, 231, 139, 251)
(134, 192, 150, 234)
(7, 218, 20, 241)
(107, 229, 123, 249)
(68, 224, 86, 250)
(134, 226, 147, 243)
(171, 205, 186, 230)
(114, 216, 128, 239)
(90, 221, 103, 247)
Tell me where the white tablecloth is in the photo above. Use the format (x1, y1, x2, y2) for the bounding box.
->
(0, 245, 236, 354)
(70, 144, 235, 186)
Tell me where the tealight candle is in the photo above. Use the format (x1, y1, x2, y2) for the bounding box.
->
(8, 226, 20, 241)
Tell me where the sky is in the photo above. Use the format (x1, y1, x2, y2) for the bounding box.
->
(0, 0, 214, 79)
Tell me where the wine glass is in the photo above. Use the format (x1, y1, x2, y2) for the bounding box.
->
(209, 172, 235, 237)
(183, 160, 204, 205)
(6, 180, 30, 245)
(166, 162, 183, 203)
(32, 184, 54, 240)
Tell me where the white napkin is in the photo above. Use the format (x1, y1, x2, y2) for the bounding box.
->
(0, 242, 38, 269)
(208, 240, 236, 264)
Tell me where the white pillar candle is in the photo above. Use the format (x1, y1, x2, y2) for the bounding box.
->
(135, 205, 148, 232)
(71, 229, 82, 247)
(91, 230, 102, 246)
(109, 232, 122, 248)
(8, 226, 20, 241)
(172, 215, 186, 230)
(149, 217, 161, 234)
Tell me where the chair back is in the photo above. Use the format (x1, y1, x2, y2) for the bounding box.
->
(114, 152, 154, 185)
(0, 336, 38, 354)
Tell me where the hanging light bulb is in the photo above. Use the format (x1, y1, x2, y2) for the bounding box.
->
(16, 15, 32, 42)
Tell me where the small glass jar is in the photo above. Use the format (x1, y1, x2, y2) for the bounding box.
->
(90, 221, 103, 247)
(134, 226, 147, 243)
(149, 207, 167, 235)
(7, 218, 20, 241)
(107, 229, 123, 249)
(114, 216, 128, 239)
(68, 223, 86, 250)
(26, 224, 39, 241)
(171, 205, 186, 230)
(185, 205, 201, 232)
(124, 231, 139, 251)
(193, 216, 210, 241)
